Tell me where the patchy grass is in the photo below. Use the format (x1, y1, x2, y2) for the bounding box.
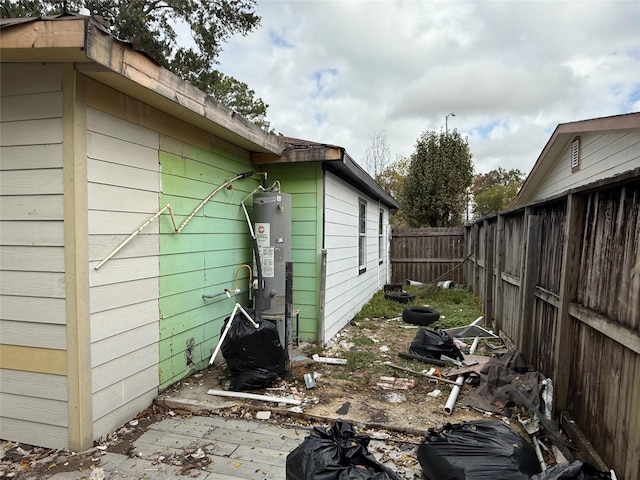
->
(353, 283, 482, 329)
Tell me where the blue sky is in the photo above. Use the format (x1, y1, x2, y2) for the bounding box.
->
(215, 0, 640, 176)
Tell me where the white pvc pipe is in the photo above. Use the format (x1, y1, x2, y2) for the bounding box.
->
(469, 337, 480, 354)
(95, 204, 177, 269)
(444, 375, 465, 415)
(207, 388, 301, 405)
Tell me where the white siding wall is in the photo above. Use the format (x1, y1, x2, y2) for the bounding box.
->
(0, 63, 69, 447)
(536, 131, 640, 200)
(323, 172, 391, 341)
(87, 109, 160, 439)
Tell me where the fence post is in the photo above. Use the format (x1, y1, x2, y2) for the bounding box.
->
(554, 193, 586, 416)
(483, 220, 495, 324)
(494, 214, 505, 332)
(519, 214, 541, 359)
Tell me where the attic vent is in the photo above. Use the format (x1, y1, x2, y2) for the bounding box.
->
(571, 136, 581, 172)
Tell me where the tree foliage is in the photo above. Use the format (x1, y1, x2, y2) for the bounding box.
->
(375, 157, 409, 228)
(1, 0, 268, 121)
(399, 130, 473, 227)
(471, 167, 525, 218)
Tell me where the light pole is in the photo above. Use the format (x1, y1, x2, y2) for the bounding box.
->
(445, 112, 455, 135)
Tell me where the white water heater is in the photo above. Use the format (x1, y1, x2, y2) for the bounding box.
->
(253, 191, 291, 315)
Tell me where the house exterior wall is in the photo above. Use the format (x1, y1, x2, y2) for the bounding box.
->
(323, 171, 391, 342)
(535, 131, 640, 201)
(157, 136, 256, 388)
(259, 163, 324, 342)
(0, 63, 70, 447)
(85, 106, 161, 440)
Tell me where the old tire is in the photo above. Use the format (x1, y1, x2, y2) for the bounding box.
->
(384, 291, 416, 303)
(384, 283, 403, 293)
(402, 307, 440, 326)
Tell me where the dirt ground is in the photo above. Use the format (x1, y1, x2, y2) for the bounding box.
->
(1, 314, 508, 478)
(269, 315, 493, 432)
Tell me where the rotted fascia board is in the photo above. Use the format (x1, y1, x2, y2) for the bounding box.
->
(0, 17, 89, 62)
(82, 20, 286, 155)
(253, 145, 343, 165)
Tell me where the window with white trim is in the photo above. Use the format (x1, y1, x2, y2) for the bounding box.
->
(358, 199, 367, 273)
(378, 208, 384, 265)
(571, 136, 581, 172)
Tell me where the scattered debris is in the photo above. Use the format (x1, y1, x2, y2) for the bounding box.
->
(376, 376, 415, 390)
(206, 388, 302, 405)
(443, 375, 466, 415)
(312, 353, 347, 365)
(384, 362, 462, 386)
(303, 372, 316, 388)
(256, 411, 272, 420)
(335, 402, 351, 415)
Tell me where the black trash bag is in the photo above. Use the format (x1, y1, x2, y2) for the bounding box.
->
(286, 419, 403, 480)
(529, 461, 612, 480)
(417, 420, 541, 480)
(220, 309, 285, 391)
(409, 327, 464, 361)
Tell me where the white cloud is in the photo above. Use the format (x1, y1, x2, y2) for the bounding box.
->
(216, 0, 640, 175)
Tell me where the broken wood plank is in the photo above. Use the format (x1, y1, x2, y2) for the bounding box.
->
(560, 411, 609, 472)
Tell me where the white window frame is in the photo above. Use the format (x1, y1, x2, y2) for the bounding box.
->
(358, 198, 367, 274)
(378, 208, 384, 265)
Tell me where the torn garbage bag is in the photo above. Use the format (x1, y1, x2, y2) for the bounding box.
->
(409, 327, 464, 361)
(529, 461, 612, 480)
(286, 419, 402, 480)
(417, 420, 540, 480)
(220, 309, 285, 391)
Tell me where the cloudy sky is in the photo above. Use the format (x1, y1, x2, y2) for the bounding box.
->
(215, 0, 640, 176)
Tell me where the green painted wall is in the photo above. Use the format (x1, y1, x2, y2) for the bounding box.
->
(262, 163, 323, 341)
(157, 136, 256, 388)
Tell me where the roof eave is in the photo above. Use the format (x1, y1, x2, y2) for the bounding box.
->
(0, 17, 286, 156)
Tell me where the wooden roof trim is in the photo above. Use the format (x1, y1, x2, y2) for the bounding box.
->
(0, 16, 87, 49)
(0, 17, 286, 155)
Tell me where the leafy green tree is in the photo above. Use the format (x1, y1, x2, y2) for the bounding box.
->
(1, 0, 268, 122)
(399, 130, 473, 227)
(375, 157, 409, 228)
(471, 167, 525, 218)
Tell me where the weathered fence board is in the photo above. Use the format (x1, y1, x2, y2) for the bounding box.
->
(464, 172, 640, 480)
(390, 227, 465, 285)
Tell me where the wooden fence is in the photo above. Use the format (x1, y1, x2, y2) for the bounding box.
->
(390, 227, 465, 285)
(465, 169, 640, 480)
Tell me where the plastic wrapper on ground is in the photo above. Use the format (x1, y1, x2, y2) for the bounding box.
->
(286, 419, 403, 480)
(417, 420, 541, 480)
(220, 309, 285, 391)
